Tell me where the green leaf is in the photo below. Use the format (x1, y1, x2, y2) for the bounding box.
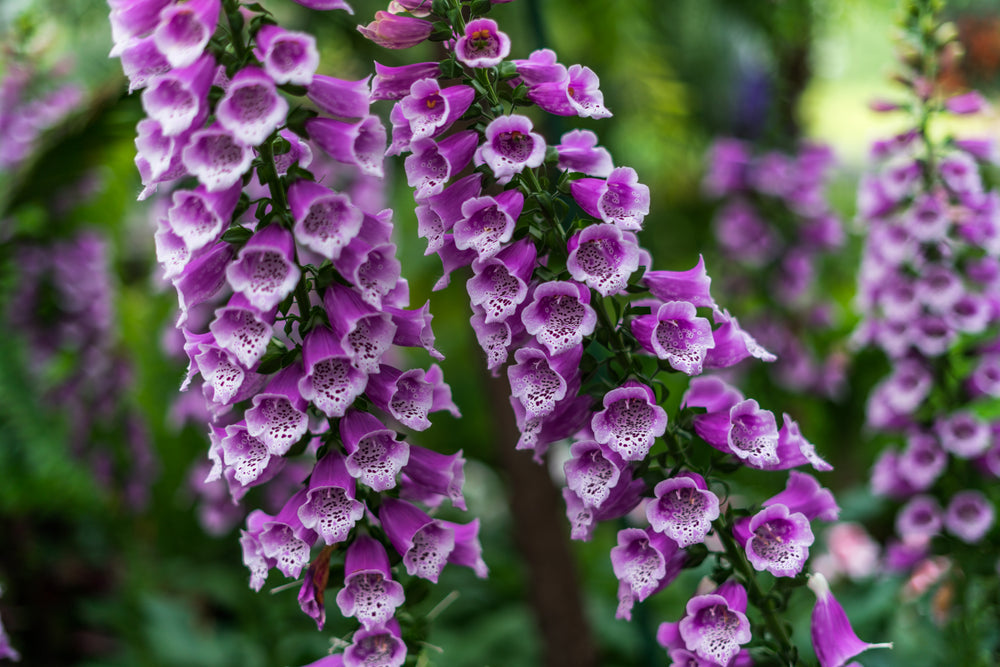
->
(221, 225, 254, 245)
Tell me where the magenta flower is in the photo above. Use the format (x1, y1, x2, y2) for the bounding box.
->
(297, 451, 365, 545)
(455, 18, 511, 68)
(646, 471, 720, 547)
(631, 301, 715, 375)
(166, 182, 241, 252)
(467, 238, 536, 324)
(896, 495, 944, 539)
(152, 0, 219, 69)
(405, 131, 479, 199)
(340, 410, 410, 491)
(216, 66, 288, 146)
(371, 61, 440, 101)
(591, 380, 668, 461)
(255, 490, 319, 579)
(306, 74, 372, 119)
(399, 79, 474, 141)
(809, 573, 892, 667)
(298, 326, 369, 417)
(335, 535, 405, 630)
(400, 444, 467, 511)
(254, 25, 319, 86)
(563, 440, 627, 509)
(379, 497, 455, 583)
(763, 471, 840, 521)
(474, 114, 547, 185)
(357, 11, 432, 50)
(507, 346, 573, 421)
(571, 166, 650, 230)
(677, 581, 752, 666)
(727, 399, 780, 467)
(641, 255, 717, 310)
(521, 281, 597, 356)
(140, 53, 214, 136)
(611, 527, 683, 621)
(453, 189, 524, 259)
(245, 363, 309, 456)
(226, 224, 301, 312)
(528, 64, 612, 119)
(209, 294, 274, 368)
(288, 179, 364, 260)
(745, 504, 814, 577)
(181, 124, 253, 192)
(566, 223, 641, 297)
(344, 620, 407, 667)
(555, 128, 613, 177)
(944, 490, 995, 543)
(305, 115, 386, 178)
(322, 283, 397, 374)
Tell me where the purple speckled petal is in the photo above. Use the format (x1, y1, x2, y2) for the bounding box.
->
(727, 399, 779, 467)
(298, 327, 369, 417)
(678, 586, 752, 666)
(152, 0, 219, 69)
(564, 440, 626, 509)
(307, 74, 371, 119)
(379, 497, 454, 583)
(254, 25, 319, 86)
(306, 115, 386, 178)
(216, 66, 289, 146)
(167, 182, 241, 251)
(455, 18, 511, 68)
(647, 471, 720, 547)
(555, 128, 613, 177)
(591, 380, 668, 461)
(226, 224, 301, 311)
(521, 280, 597, 356)
(344, 621, 406, 667)
(340, 410, 409, 491)
(566, 223, 641, 297)
(182, 124, 254, 192)
(746, 504, 814, 577)
(298, 450, 364, 545)
(335, 535, 405, 629)
(141, 53, 214, 136)
(245, 363, 308, 456)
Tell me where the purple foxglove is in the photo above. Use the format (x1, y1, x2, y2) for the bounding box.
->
(216, 66, 289, 146)
(471, 309, 514, 373)
(870, 449, 919, 499)
(182, 124, 254, 191)
(340, 410, 409, 491)
(357, 11, 432, 50)
(220, 422, 279, 487)
(289, 0, 352, 11)
(704, 309, 776, 368)
(944, 490, 995, 543)
(745, 504, 814, 577)
(226, 224, 301, 312)
(455, 18, 511, 68)
(322, 283, 397, 374)
(366, 363, 459, 430)
(563, 439, 627, 509)
(254, 25, 319, 86)
(896, 432, 947, 491)
(631, 300, 715, 375)
(521, 280, 597, 356)
(135, 117, 189, 188)
(172, 242, 235, 326)
(507, 345, 579, 420)
(896, 495, 944, 539)
(682, 376, 744, 448)
(297, 554, 327, 629)
(379, 497, 454, 582)
(513, 390, 592, 460)
(167, 182, 241, 251)
(611, 527, 683, 621)
(398, 79, 474, 141)
(646, 471, 720, 547)
(432, 236, 478, 291)
(154, 220, 191, 279)
(245, 363, 309, 456)
(945, 293, 991, 334)
(307, 74, 371, 119)
(563, 475, 646, 541)
(555, 128, 613, 177)
(405, 131, 479, 199)
(571, 167, 650, 231)
(764, 471, 839, 521)
(333, 214, 402, 309)
(641, 255, 717, 310)
(183, 332, 253, 405)
(241, 511, 275, 591)
(704, 138, 750, 196)
(970, 354, 1000, 398)
(305, 115, 386, 178)
(453, 189, 525, 260)
(386, 103, 413, 157)
(809, 573, 892, 667)
(298, 326, 369, 418)
(417, 172, 483, 255)
(271, 129, 313, 175)
(474, 114, 547, 185)
(442, 517, 488, 578)
(529, 64, 612, 119)
(591, 380, 668, 461)
(566, 223, 641, 297)
(297, 450, 364, 545)
(678, 581, 752, 666)
(766, 413, 833, 472)
(727, 399, 780, 467)
(714, 201, 777, 265)
(209, 293, 275, 368)
(371, 61, 440, 101)
(255, 490, 319, 580)
(122, 37, 170, 93)
(384, 300, 444, 359)
(108, 0, 173, 52)
(936, 411, 991, 458)
(288, 179, 364, 260)
(344, 620, 406, 667)
(335, 534, 405, 630)
(141, 53, 214, 136)
(512, 48, 566, 86)
(152, 0, 219, 69)
(939, 151, 982, 196)
(904, 191, 950, 241)
(400, 444, 467, 510)
(467, 237, 537, 323)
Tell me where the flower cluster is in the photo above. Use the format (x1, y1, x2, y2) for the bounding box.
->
(704, 138, 847, 398)
(853, 0, 999, 610)
(360, 1, 884, 664)
(108, 0, 486, 663)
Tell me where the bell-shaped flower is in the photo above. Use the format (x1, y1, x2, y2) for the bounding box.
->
(513, 390, 591, 462)
(611, 527, 684, 621)
(592, 380, 668, 461)
(216, 66, 288, 147)
(241, 511, 276, 591)
(567, 224, 641, 297)
(764, 471, 840, 521)
(529, 64, 612, 119)
(120, 34, 171, 92)
(323, 283, 397, 374)
(290, 0, 353, 11)
(474, 114, 547, 185)
(152, 0, 219, 68)
(455, 18, 511, 68)
(135, 118, 189, 196)
(255, 490, 319, 580)
(335, 535, 405, 630)
(744, 504, 814, 577)
(453, 189, 525, 260)
(681, 376, 743, 447)
(109, 0, 173, 53)
(171, 242, 234, 326)
(298, 326, 369, 418)
(939, 151, 982, 196)
(417, 172, 483, 255)
(307, 74, 371, 119)
(507, 344, 580, 421)
(182, 124, 254, 191)
(944, 490, 995, 543)
(372, 61, 440, 101)
(344, 620, 407, 667)
(155, 221, 193, 280)
(896, 495, 943, 540)
(366, 363, 459, 431)
(209, 293, 274, 368)
(765, 413, 833, 472)
(357, 11, 432, 50)
(183, 331, 257, 406)
(704, 309, 777, 368)
(400, 444, 467, 511)
(896, 431, 947, 491)
(512, 48, 566, 86)
(563, 440, 627, 510)
(333, 212, 402, 309)
(808, 573, 892, 667)
(288, 179, 364, 260)
(467, 238, 537, 324)
(141, 53, 214, 136)
(555, 128, 613, 177)
(340, 410, 409, 491)
(384, 300, 444, 360)
(727, 399, 780, 467)
(297, 450, 365, 545)
(405, 131, 479, 199)
(471, 309, 515, 373)
(432, 236, 478, 291)
(245, 363, 309, 456)
(646, 471, 720, 547)
(641, 255, 717, 310)
(254, 25, 319, 86)
(678, 581, 752, 666)
(166, 182, 241, 252)
(379, 497, 454, 582)
(936, 411, 991, 458)
(521, 281, 597, 356)
(563, 473, 646, 542)
(399, 78, 474, 141)
(306, 115, 386, 178)
(571, 166, 650, 230)
(631, 300, 715, 375)
(220, 422, 277, 487)
(226, 224, 301, 312)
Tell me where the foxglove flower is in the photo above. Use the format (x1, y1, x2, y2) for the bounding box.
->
(895, 495, 943, 539)
(631, 300, 715, 375)
(254, 25, 319, 86)
(298, 326, 369, 418)
(529, 64, 612, 119)
(379, 497, 454, 583)
(344, 620, 407, 667)
(288, 179, 364, 260)
(507, 346, 575, 421)
(208, 294, 272, 367)
(226, 224, 302, 312)
(141, 53, 214, 136)
(641, 255, 716, 310)
(571, 166, 650, 230)
(307, 74, 371, 119)
(745, 504, 814, 577)
(677, 581, 752, 667)
(474, 114, 546, 184)
(400, 444, 467, 510)
(340, 410, 409, 491)
(255, 490, 319, 580)
(357, 11, 432, 50)
(335, 534, 405, 629)
(764, 471, 840, 521)
(371, 61, 440, 101)
(453, 190, 525, 260)
(566, 224, 641, 297)
(467, 238, 536, 324)
(944, 490, 995, 543)
(727, 399, 780, 467)
(646, 471, 720, 547)
(611, 527, 683, 621)
(166, 183, 242, 252)
(591, 380, 667, 461)
(405, 131, 478, 199)
(455, 19, 510, 68)
(808, 573, 892, 667)
(245, 363, 309, 456)
(521, 281, 597, 356)
(555, 128, 613, 177)
(306, 115, 386, 178)
(398, 79, 474, 141)
(298, 451, 365, 545)
(182, 124, 254, 192)
(563, 440, 626, 509)
(216, 66, 288, 146)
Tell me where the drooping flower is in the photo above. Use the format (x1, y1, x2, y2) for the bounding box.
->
(216, 66, 289, 146)
(591, 380, 668, 461)
(646, 471, 720, 547)
(566, 224, 642, 297)
(335, 534, 406, 630)
(473, 114, 547, 184)
(943, 490, 995, 543)
(521, 281, 597, 356)
(297, 451, 365, 545)
(630, 300, 715, 375)
(611, 527, 684, 621)
(677, 581, 752, 666)
(357, 11, 432, 50)
(808, 573, 892, 667)
(744, 504, 814, 577)
(455, 18, 511, 69)
(571, 166, 650, 230)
